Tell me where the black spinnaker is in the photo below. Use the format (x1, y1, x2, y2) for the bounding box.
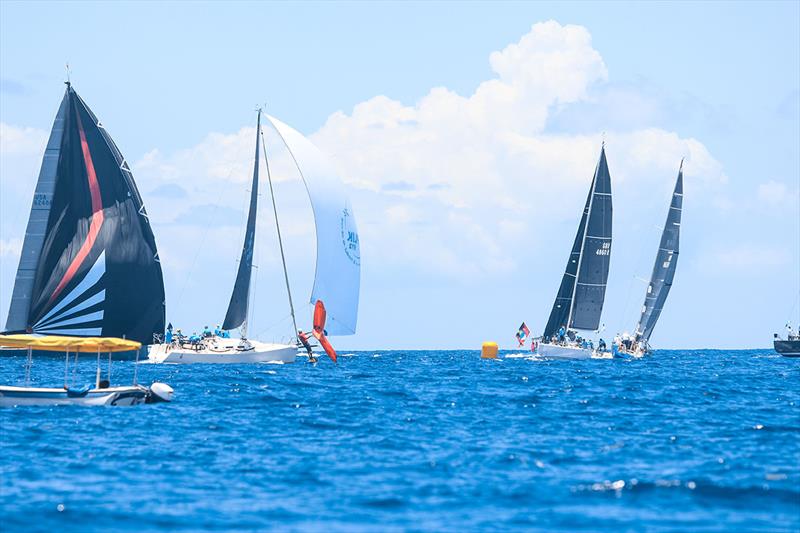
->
(5, 84, 165, 344)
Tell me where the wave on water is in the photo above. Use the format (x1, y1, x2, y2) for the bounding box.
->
(0, 349, 798, 531)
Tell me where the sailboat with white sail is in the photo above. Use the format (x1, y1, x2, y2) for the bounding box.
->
(1, 82, 173, 405)
(619, 161, 683, 357)
(536, 144, 613, 360)
(147, 110, 360, 364)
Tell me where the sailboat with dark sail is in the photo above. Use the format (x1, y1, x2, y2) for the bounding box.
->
(1, 83, 173, 405)
(536, 145, 613, 360)
(620, 161, 684, 356)
(147, 110, 360, 364)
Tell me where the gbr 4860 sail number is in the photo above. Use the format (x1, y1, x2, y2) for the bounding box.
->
(596, 242, 611, 256)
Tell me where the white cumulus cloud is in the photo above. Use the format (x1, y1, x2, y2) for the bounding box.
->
(130, 21, 727, 282)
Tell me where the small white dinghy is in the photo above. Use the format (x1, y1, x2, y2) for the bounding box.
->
(0, 335, 173, 407)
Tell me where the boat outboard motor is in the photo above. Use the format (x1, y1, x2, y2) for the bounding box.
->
(148, 382, 174, 403)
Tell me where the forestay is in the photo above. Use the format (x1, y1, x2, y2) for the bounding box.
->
(265, 115, 360, 336)
(635, 163, 683, 342)
(4, 85, 165, 344)
(543, 185, 590, 339)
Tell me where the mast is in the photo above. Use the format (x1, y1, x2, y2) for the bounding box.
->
(260, 121, 299, 339)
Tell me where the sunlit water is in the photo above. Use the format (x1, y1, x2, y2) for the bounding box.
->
(1, 350, 798, 531)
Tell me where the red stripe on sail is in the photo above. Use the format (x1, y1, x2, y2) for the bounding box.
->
(46, 105, 105, 307)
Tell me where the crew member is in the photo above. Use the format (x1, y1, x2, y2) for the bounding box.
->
(297, 330, 317, 363)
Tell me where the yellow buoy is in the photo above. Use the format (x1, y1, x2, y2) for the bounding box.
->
(481, 341, 499, 359)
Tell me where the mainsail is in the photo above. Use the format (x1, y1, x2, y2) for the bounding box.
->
(635, 162, 683, 342)
(264, 115, 361, 336)
(222, 110, 261, 333)
(543, 145, 612, 338)
(4, 84, 165, 344)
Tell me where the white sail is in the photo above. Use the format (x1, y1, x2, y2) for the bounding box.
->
(265, 115, 360, 335)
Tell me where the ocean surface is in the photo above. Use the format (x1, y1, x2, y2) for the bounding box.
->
(1, 349, 798, 532)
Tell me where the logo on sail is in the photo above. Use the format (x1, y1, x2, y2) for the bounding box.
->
(340, 207, 360, 266)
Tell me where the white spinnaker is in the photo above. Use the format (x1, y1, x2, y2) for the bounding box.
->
(265, 115, 360, 336)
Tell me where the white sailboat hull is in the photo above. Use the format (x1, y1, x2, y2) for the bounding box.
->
(0, 384, 172, 407)
(536, 343, 594, 360)
(148, 337, 297, 364)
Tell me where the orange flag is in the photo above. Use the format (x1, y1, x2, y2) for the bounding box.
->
(312, 300, 337, 363)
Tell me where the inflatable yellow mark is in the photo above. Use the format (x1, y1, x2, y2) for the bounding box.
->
(481, 341, 498, 359)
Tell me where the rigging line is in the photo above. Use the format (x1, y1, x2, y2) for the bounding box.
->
(251, 310, 295, 340)
(260, 124, 298, 339)
(174, 195, 225, 309)
(618, 182, 664, 331)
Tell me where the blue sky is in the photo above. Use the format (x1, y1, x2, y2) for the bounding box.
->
(1, 1, 798, 349)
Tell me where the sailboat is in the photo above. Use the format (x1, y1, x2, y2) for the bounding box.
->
(621, 161, 684, 356)
(536, 144, 613, 360)
(1, 82, 173, 405)
(147, 110, 360, 364)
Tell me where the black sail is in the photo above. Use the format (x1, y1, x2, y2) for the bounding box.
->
(222, 111, 261, 332)
(10, 85, 165, 344)
(635, 163, 683, 342)
(542, 146, 612, 338)
(570, 146, 613, 331)
(543, 183, 591, 339)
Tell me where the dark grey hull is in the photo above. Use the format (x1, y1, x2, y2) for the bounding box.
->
(774, 340, 800, 357)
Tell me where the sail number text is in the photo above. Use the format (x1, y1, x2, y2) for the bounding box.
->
(595, 242, 611, 256)
(33, 193, 51, 207)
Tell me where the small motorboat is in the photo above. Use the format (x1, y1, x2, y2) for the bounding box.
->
(0, 334, 173, 407)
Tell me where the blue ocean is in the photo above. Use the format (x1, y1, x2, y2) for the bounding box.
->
(1, 349, 798, 531)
